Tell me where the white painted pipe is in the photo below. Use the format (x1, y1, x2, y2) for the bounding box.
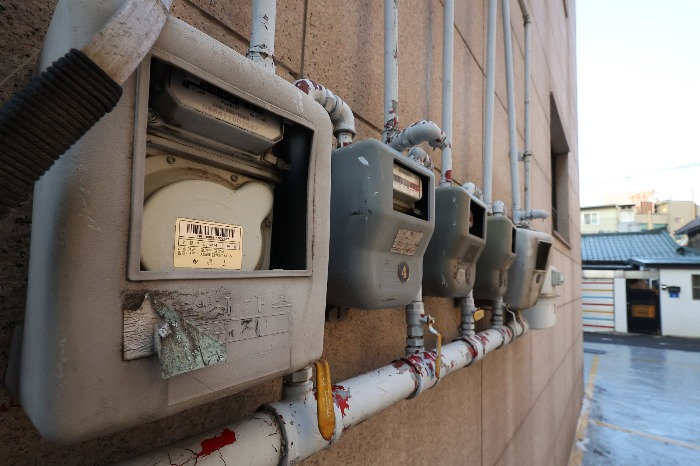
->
(123, 317, 529, 465)
(383, 0, 400, 143)
(519, 0, 532, 214)
(502, 0, 523, 225)
(482, 0, 497, 210)
(387, 120, 449, 152)
(246, 0, 277, 72)
(294, 79, 356, 148)
(440, 0, 455, 186)
(122, 412, 282, 466)
(514, 0, 549, 223)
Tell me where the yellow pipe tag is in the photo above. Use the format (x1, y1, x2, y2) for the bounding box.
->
(473, 309, 485, 321)
(314, 359, 335, 441)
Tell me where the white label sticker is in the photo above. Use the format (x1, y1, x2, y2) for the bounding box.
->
(174, 218, 243, 270)
(390, 229, 424, 256)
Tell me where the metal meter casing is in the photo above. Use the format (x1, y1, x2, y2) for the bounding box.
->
(503, 228, 553, 310)
(14, 4, 332, 443)
(473, 215, 516, 302)
(422, 186, 487, 298)
(326, 139, 435, 310)
(522, 265, 562, 329)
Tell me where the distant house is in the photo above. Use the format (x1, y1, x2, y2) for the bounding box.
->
(580, 204, 639, 234)
(676, 217, 700, 249)
(581, 228, 700, 337)
(580, 200, 699, 239)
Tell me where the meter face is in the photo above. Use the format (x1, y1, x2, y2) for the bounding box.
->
(391, 161, 430, 220)
(392, 163, 422, 201)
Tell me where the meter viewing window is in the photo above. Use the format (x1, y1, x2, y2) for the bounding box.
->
(129, 58, 315, 278)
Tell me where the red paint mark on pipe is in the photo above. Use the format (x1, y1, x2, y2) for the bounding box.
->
(332, 385, 351, 418)
(444, 169, 452, 181)
(465, 341, 478, 359)
(295, 80, 311, 94)
(295, 79, 324, 95)
(393, 360, 407, 370)
(406, 355, 423, 366)
(197, 428, 237, 459)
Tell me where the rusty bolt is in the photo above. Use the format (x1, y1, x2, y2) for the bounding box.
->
(166, 156, 176, 164)
(263, 219, 272, 228)
(230, 174, 239, 182)
(147, 109, 159, 123)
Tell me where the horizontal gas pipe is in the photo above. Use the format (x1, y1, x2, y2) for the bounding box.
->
(294, 79, 356, 147)
(122, 317, 528, 466)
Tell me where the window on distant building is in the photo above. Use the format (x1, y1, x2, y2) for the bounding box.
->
(692, 275, 700, 300)
(550, 94, 570, 243)
(583, 212, 599, 225)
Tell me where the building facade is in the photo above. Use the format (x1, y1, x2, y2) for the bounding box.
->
(581, 200, 698, 238)
(0, 1, 582, 464)
(582, 229, 700, 337)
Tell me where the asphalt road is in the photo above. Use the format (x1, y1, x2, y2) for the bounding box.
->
(570, 332, 700, 466)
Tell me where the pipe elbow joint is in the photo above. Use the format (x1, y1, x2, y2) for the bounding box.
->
(524, 209, 549, 221)
(294, 79, 356, 142)
(388, 120, 450, 151)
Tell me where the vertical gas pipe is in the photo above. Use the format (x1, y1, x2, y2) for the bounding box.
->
(482, 0, 497, 211)
(519, 0, 533, 214)
(440, 0, 455, 186)
(502, 0, 523, 225)
(246, 0, 277, 72)
(383, 0, 400, 143)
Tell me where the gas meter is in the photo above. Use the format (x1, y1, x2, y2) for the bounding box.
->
(11, 5, 332, 443)
(473, 206, 516, 303)
(503, 228, 553, 310)
(326, 139, 435, 310)
(423, 186, 486, 298)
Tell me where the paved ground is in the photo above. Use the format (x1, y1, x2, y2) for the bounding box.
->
(570, 333, 700, 466)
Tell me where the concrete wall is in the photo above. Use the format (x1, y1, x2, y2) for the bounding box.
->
(0, 0, 582, 464)
(659, 269, 700, 338)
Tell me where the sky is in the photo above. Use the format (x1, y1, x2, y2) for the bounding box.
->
(576, 0, 700, 207)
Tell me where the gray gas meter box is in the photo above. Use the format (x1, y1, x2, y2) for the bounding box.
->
(504, 228, 553, 310)
(473, 214, 516, 303)
(11, 4, 332, 443)
(423, 186, 487, 298)
(326, 139, 435, 310)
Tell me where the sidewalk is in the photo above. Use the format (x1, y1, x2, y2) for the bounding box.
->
(569, 332, 700, 465)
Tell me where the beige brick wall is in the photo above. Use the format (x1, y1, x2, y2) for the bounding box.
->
(0, 0, 582, 464)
